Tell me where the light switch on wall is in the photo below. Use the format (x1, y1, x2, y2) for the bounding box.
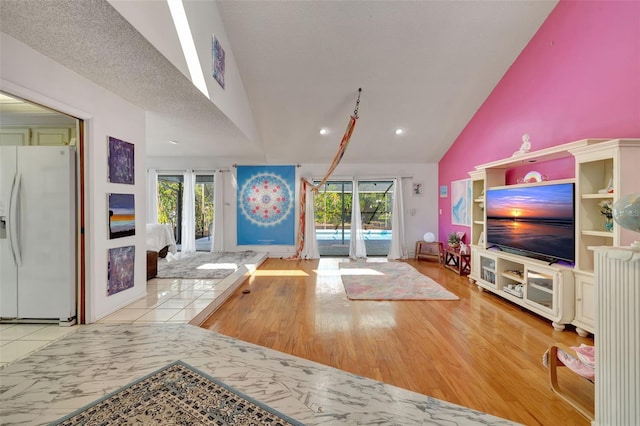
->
(409, 208, 416, 216)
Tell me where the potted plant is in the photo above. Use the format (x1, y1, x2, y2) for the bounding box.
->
(448, 232, 461, 249)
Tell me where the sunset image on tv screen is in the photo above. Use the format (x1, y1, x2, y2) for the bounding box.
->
(486, 183, 574, 263)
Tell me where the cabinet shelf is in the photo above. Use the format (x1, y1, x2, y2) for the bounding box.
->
(581, 193, 614, 199)
(581, 230, 614, 238)
(502, 271, 524, 283)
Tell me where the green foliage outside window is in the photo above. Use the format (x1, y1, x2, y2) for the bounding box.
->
(157, 178, 180, 237)
(194, 181, 214, 239)
(157, 175, 215, 244)
(313, 181, 393, 230)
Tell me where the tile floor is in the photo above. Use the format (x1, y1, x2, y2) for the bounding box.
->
(97, 278, 222, 324)
(0, 323, 77, 369)
(0, 251, 267, 369)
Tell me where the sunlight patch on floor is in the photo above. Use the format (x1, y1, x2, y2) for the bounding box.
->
(196, 262, 237, 270)
(252, 270, 309, 277)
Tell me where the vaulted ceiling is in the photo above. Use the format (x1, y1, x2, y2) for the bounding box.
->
(0, 0, 557, 164)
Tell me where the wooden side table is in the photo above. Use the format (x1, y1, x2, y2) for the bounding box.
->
(444, 248, 471, 276)
(415, 241, 444, 264)
(146, 250, 158, 280)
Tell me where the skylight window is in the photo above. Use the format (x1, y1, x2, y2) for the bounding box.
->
(167, 0, 209, 99)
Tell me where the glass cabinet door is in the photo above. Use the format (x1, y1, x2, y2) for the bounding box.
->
(524, 269, 555, 313)
(479, 255, 496, 288)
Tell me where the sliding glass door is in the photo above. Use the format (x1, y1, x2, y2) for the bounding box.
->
(358, 181, 393, 256)
(313, 180, 393, 256)
(314, 181, 352, 256)
(157, 173, 214, 251)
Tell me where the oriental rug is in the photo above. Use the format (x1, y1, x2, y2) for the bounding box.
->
(339, 261, 459, 300)
(156, 251, 257, 279)
(50, 360, 303, 426)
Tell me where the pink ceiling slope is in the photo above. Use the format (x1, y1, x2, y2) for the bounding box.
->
(438, 0, 640, 242)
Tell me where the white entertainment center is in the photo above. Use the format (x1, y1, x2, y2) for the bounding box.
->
(467, 138, 640, 335)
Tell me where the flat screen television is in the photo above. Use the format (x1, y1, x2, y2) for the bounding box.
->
(485, 182, 575, 264)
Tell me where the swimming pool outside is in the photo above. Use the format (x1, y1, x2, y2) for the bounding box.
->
(315, 229, 392, 241)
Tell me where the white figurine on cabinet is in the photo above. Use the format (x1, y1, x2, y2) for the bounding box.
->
(512, 134, 532, 157)
(598, 177, 614, 194)
(459, 241, 469, 255)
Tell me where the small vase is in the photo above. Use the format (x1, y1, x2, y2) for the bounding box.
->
(605, 218, 614, 232)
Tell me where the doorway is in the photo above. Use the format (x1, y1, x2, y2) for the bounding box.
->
(0, 91, 84, 323)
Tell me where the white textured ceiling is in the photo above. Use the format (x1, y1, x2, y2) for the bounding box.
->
(0, 0, 557, 164)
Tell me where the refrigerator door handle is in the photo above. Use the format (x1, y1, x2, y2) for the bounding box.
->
(8, 173, 22, 266)
(7, 173, 18, 264)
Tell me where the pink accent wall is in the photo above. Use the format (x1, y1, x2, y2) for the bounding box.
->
(438, 0, 640, 243)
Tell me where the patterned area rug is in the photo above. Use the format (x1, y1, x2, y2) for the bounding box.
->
(339, 261, 459, 300)
(157, 251, 257, 279)
(51, 360, 303, 425)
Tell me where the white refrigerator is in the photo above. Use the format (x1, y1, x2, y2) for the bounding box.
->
(0, 145, 76, 324)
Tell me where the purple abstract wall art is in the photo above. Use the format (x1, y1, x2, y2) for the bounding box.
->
(212, 35, 225, 89)
(107, 245, 135, 296)
(108, 136, 135, 184)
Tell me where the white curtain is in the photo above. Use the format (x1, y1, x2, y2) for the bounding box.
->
(181, 171, 196, 253)
(388, 177, 408, 260)
(146, 169, 158, 223)
(300, 179, 320, 259)
(211, 170, 225, 253)
(349, 179, 367, 259)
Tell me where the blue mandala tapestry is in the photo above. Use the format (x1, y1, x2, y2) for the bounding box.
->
(236, 165, 295, 245)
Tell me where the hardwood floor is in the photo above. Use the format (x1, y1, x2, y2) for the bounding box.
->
(200, 257, 594, 425)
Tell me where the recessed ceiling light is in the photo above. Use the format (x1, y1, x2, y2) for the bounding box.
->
(319, 127, 329, 135)
(169, 140, 179, 145)
(394, 128, 405, 136)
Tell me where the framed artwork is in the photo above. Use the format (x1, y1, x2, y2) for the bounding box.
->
(451, 178, 472, 226)
(440, 185, 448, 198)
(412, 182, 424, 197)
(236, 165, 295, 245)
(107, 245, 135, 296)
(108, 136, 135, 184)
(212, 35, 225, 89)
(108, 193, 135, 239)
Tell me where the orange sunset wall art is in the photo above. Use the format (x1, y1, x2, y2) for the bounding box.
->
(108, 193, 135, 239)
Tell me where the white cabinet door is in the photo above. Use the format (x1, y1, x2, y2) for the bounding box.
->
(573, 271, 595, 336)
(32, 127, 71, 146)
(0, 128, 30, 146)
